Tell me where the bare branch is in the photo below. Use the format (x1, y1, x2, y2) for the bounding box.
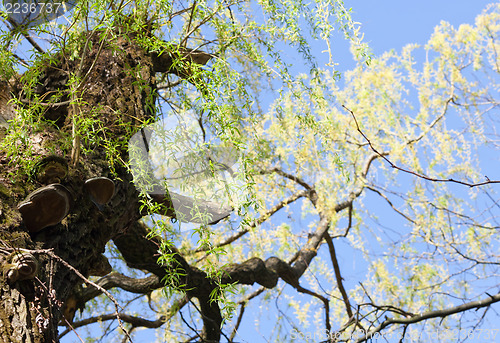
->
(295, 284, 331, 333)
(323, 233, 353, 319)
(6, 18, 45, 53)
(331, 204, 353, 238)
(406, 98, 451, 145)
(195, 189, 309, 252)
(229, 303, 246, 341)
(60, 296, 189, 339)
(258, 167, 314, 190)
(366, 186, 416, 224)
(354, 292, 500, 343)
(343, 104, 500, 187)
(44, 251, 132, 342)
(230, 288, 265, 340)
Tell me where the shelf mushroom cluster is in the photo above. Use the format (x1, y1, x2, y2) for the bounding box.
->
(17, 183, 73, 233)
(84, 177, 115, 209)
(5, 252, 39, 284)
(17, 165, 115, 233)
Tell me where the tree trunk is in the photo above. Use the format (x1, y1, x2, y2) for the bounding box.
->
(0, 28, 153, 342)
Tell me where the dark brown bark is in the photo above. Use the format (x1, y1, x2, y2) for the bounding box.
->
(0, 27, 152, 342)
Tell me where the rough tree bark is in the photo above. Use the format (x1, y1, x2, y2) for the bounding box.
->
(0, 22, 335, 343)
(0, 26, 155, 342)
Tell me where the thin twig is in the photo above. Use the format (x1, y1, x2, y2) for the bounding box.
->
(257, 167, 314, 190)
(229, 302, 246, 341)
(194, 189, 309, 253)
(45, 251, 133, 343)
(6, 17, 45, 54)
(366, 186, 416, 224)
(71, 28, 109, 166)
(354, 291, 500, 343)
(343, 104, 500, 188)
(20, 98, 73, 107)
(182, 1, 198, 47)
(295, 284, 331, 334)
(34, 276, 86, 343)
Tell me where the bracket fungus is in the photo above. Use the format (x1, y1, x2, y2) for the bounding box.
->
(17, 183, 73, 233)
(34, 155, 68, 184)
(84, 177, 115, 207)
(5, 252, 39, 284)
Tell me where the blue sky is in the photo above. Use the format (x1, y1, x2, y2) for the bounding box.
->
(351, 0, 494, 55)
(326, 0, 495, 75)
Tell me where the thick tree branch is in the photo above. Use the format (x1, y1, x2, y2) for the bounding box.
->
(221, 257, 279, 288)
(291, 216, 330, 277)
(113, 221, 222, 341)
(113, 221, 183, 277)
(79, 273, 162, 304)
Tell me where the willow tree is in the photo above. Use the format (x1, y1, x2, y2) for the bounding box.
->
(0, 0, 499, 342)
